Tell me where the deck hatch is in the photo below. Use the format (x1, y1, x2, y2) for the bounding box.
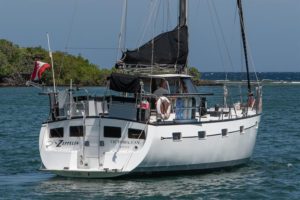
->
(104, 126, 121, 138)
(128, 128, 146, 139)
(50, 127, 64, 138)
(70, 126, 84, 137)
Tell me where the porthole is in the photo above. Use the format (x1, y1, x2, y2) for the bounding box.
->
(240, 126, 244, 133)
(198, 131, 206, 139)
(173, 132, 182, 141)
(221, 129, 228, 136)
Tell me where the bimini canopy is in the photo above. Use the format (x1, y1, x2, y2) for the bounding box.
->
(117, 25, 188, 68)
(109, 73, 141, 93)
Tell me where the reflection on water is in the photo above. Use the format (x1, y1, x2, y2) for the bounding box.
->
(29, 166, 266, 199)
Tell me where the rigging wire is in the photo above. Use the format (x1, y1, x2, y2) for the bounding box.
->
(151, 0, 161, 67)
(236, 2, 260, 89)
(67, 47, 120, 50)
(210, 1, 234, 74)
(206, 0, 227, 77)
(58, 0, 79, 82)
(116, 0, 128, 62)
(237, 0, 252, 94)
(229, 1, 239, 73)
(245, 33, 260, 83)
(166, 0, 172, 30)
(235, 2, 260, 83)
(136, 0, 159, 48)
(162, 0, 171, 32)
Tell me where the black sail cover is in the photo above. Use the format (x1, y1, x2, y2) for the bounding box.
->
(118, 25, 188, 67)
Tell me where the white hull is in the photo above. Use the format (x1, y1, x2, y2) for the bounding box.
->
(39, 114, 260, 178)
(37, 0, 262, 179)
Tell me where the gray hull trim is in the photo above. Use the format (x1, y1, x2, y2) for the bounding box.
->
(133, 158, 250, 173)
(41, 169, 129, 178)
(41, 158, 250, 179)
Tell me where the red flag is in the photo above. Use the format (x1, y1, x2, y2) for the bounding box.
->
(30, 61, 51, 81)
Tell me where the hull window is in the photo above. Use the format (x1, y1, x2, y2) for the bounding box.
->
(104, 126, 121, 138)
(128, 128, 146, 139)
(70, 126, 84, 137)
(50, 127, 64, 138)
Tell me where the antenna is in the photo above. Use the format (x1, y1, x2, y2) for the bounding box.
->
(46, 33, 57, 93)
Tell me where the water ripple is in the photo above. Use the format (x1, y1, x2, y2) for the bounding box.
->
(0, 85, 300, 199)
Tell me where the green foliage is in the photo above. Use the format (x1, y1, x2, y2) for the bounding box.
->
(0, 39, 113, 85)
(188, 66, 201, 81)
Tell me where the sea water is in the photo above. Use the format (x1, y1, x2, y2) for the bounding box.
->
(0, 74, 300, 199)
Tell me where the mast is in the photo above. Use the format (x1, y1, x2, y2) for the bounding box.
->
(46, 33, 57, 94)
(179, 0, 187, 27)
(179, 0, 188, 73)
(237, 0, 251, 94)
(117, 0, 189, 69)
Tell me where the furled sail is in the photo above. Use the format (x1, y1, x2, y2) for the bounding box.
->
(116, 25, 188, 68)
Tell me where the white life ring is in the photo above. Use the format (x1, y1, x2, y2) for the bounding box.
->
(156, 96, 171, 120)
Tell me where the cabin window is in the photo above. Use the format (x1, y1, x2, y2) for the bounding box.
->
(70, 126, 84, 137)
(172, 132, 182, 141)
(198, 131, 206, 139)
(128, 128, 146, 139)
(50, 127, 64, 138)
(222, 129, 228, 136)
(104, 126, 121, 138)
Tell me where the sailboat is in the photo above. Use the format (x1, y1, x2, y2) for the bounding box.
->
(39, 0, 262, 178)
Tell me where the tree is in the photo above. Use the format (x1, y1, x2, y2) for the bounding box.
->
(0, 39, 113, 86)
(188, 66, 201, 82)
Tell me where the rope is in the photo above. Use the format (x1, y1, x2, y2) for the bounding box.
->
(122, 119, 150, 172)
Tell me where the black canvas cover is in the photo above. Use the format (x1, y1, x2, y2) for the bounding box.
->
(119, 25, 188, 67)
(109, 73, 140, 93)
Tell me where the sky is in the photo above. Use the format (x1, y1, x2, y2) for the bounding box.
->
(0, 0, 299, 72)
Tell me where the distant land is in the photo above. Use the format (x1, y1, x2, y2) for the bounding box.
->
(2, 39, 298, 87)
(201, 72, 300, 81)
(0, 39, 203, 87)
(0, 39, 113, 86)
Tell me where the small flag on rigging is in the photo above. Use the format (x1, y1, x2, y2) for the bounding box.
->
(30, 61, 51, 82)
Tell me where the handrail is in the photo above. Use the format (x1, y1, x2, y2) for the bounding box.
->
(164, 93, 214, 97)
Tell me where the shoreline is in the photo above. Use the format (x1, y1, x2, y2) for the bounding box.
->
(2, 80, 300, 88)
